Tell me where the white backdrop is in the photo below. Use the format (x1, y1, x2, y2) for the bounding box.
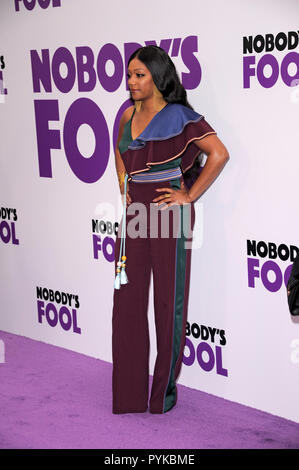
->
(1, 0, 299, 422)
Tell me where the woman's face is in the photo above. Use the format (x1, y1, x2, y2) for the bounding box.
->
(127, 57, 155, 102)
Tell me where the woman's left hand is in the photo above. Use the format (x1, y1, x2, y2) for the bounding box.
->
(153, 181, 192, 209)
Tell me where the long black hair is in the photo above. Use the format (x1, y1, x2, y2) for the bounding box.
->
(128, 45, 193, 110)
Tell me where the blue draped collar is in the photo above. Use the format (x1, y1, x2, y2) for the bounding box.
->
(128, 103, 204, 150)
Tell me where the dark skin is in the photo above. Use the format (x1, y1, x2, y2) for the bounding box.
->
(115, 58, 230, 208)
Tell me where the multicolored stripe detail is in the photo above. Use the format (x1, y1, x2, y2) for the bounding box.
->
(130, 167, 182, 183)
(163, 177, 190, 413)
(120, 103, 217, 190)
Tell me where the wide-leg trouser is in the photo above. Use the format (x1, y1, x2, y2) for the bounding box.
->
(112, 175, 195, 414)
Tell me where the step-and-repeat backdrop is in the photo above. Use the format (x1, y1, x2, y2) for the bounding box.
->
(1, 0, 299, 422)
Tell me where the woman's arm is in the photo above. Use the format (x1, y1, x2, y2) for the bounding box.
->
(153, 134, 229, 207)
(115, 106, 134, 199)
(115, 145, 127, 194)
(187, 134, 229, 202)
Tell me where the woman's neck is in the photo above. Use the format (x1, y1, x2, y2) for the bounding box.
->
(137, 97, 167, 115)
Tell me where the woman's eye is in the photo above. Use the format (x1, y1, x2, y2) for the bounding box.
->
(127, 72, 144, 79)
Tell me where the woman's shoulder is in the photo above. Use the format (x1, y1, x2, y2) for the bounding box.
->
(117, 105, 135, 143)
(120, 105, 135, 126)
(162, 103, 203, 126)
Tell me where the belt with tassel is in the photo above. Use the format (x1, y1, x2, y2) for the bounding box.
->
(114, 167, 182, 290)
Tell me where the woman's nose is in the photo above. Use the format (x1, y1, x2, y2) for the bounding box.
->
(128, 75, 136, 86)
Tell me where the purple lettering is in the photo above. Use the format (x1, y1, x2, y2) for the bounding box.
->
(59, 306, 72, 331)
(171, 38, 181, 57)
(197, 342, 215, 372)
(93, 234, 101, 259)
(63, 98, 109, 183)
(14, 0, 23, 10)
(46, 303, 58, 327)
(15, 0, 61, 10)
(261, 260, 282, 292)
(243, 51, 298, 88)
(39, 0, 51, 8)
(281, 51, 299, 86)
(72, 309, 81, 334)
(37, 300, 45, 323)
(52, 47, 76, 93)
(31, 49, 52, 93)
(243, 56, 256, 88)
(97, 43, 123, 92)
(76, 46, 97, 92)
(10, 222, 19, 245)
(34, 99, 61, 177)
(215, 346, 228, 377)
(247, 257, 260, 287)
(182, 337, 195, 366)
(103, 236, 115, 262)
(181, 35, 201, 89)
(0, 221, 9, 243)
(257, 54, 279, 88)
(23, 0, 36, 10)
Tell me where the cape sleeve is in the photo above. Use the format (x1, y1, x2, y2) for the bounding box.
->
(120, 103, 217, 189)
(176, 118, 217, 190)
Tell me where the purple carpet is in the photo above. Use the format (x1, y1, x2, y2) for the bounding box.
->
(0, 330, 298, 450)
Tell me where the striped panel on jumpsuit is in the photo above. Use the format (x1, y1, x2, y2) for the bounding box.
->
(112, 103, 217, 414)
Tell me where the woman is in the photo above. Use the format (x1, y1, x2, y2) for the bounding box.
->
(112, 45, 229, 414)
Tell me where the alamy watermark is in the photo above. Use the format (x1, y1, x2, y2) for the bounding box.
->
(95, 197, 204, 250)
